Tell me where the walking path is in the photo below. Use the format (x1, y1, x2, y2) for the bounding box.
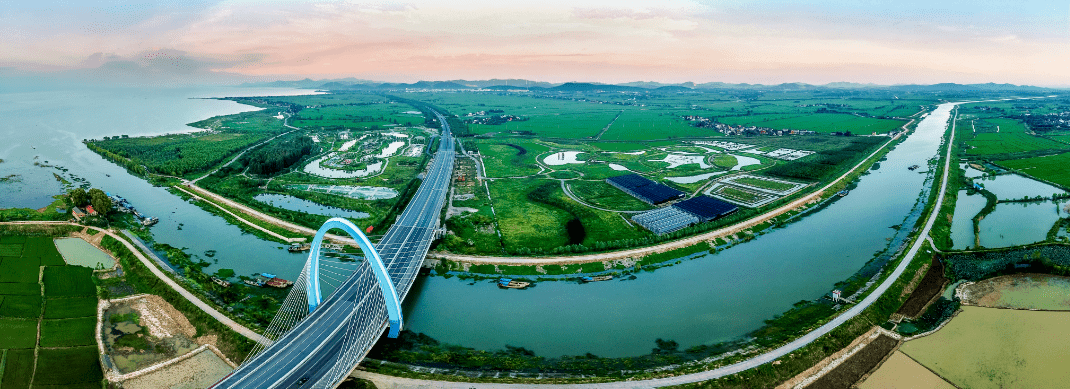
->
(0, 221, 268, 345)
(191, 116, 298, 184)
(353, 106, 960, 388)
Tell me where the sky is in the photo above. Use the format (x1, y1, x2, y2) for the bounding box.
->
(2, 0, 1069, 86)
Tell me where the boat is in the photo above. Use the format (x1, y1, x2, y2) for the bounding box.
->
(581, 275, 614, 282)
(908, 164, 920, 171)
(266, 277, 294, 288)
(837, 190, 849, 197)
(497, 278, 531, 289)
(289, 243, 311, 253)
(244, 279, 264, 287)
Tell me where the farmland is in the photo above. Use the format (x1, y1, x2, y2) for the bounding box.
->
(0, 232, 104, 388)
(997, 151, 1070, 188)
(858, 351, 956, 389)
(900, 306, 1070, 389)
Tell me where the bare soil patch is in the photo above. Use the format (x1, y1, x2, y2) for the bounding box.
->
(121, 348, 234, 389)
(896, 257, 948, 318)
(103, 295, 203, 374)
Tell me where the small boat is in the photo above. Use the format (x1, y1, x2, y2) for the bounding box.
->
(244, 279, 264, 287)
(908, 164, 920, 171)
(497, 278, 531, 289)
(581, 275, 614, 282)
(288, 243, 311, 253)
(837, 190, 849, 197)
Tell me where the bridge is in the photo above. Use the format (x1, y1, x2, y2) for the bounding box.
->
(212, 111, 455, 388)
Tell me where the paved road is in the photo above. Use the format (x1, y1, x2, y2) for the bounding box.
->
(212, 112, 455, 389)
(353, 103, 961, 389)
(0, 221, 268, 344)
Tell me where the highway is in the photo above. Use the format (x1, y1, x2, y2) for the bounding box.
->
(212, 111, 455, 389)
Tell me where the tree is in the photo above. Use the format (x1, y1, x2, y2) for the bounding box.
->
(69, 188, 88, 207)
(88, 188, 113, 215)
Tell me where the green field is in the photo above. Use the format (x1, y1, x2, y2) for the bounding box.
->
(43, 266, 97, 297)
(567, 180, 653, 212)
(40, 317, 97, 347)
(31, 347, 104, 386)
(43, 296, 98, 319)
(902, 306, 1070, 389)
(997, 151, 1070, 187)
(720, 112, 906, 135)
(715, 186, 763, 203)
(89, 130, 275, 177)
(0, 318, 38, 349)
(733, 176, 797, 192)
(0, 233, 103, 388)
(474, 140, 550, 178)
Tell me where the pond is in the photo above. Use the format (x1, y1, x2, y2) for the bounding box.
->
(975, 173, 1064, 201)
(54, 237, 115, 269)
(949, 190, 987, 249)
(978, 201, 1062, 248)
(303, 153, 384, 178)
(544, 151, 584, 166)
(253, 194, 370, 219)
(665, 171, 727, 184)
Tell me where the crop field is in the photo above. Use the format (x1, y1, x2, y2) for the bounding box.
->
(997, 151, 1070, 187)
(965, 132, 1067, 156)
(719, 112, 906, 134)
(32, 347, 104, 386)
(896, 257, 948, 318)
(0, 234, 103, 388)
(44, 296, 98, 319)
(489, 179, 576, 251)
(806, 334, 898, 389)
(43, 266, 96, 297)
(40, 317, 97, 347)
(901, 306, 1070, 389)
(858, 351, 956, 389)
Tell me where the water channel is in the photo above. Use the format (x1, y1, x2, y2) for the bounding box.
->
(403, 104, 957, 357)
(2, 89, 958, 359)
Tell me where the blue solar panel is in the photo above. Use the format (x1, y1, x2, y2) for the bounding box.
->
(673, 196, 738, 219)
(606, 174, 685, 205)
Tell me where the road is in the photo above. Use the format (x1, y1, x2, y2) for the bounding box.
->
(211, 111, 455, 389)
(353, 103, 960, 389)
(191, 116, 299, 184)
(0, 221, 268, 344)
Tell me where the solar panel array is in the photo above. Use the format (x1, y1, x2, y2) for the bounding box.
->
(632, 196, 739, 234)
(632, 207, 699, 234)
(673, 196, 738, 220)
(606, 174, 685, 205)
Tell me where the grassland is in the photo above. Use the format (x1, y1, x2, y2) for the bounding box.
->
(901, 306, 1070, 389)
(0, 232, 103, 388)
(731, 176, 796, 192)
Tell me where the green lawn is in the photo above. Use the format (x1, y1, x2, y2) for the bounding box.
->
(475, 140, 550, 178)
(568, 180, 653, 212)
(40, 317, 97, 347)
(489, 179, 574, 252)
(733, 176, 798, 192)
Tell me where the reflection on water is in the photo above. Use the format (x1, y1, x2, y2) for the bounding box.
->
(979, 201, 1062, 248)
(976, 173, 1064, 200)
(253, 193, 369, 219)
(949, 190, 987, 250)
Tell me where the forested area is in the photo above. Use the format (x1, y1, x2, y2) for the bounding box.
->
(242, 135, 316, 175)
(764, 136, 885, 181)
(87, 132, 271, 177)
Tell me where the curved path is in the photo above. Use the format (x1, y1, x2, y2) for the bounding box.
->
(0, 221, 268, 344)
(354, 104, 960, 389)
(191, 116, 299, 184)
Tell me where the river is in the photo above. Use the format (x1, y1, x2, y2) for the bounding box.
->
(402, 104, 956, 358)
(1, 88, 954, 359)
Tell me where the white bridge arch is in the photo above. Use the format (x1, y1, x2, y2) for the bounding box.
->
(306, 217, 402, 338)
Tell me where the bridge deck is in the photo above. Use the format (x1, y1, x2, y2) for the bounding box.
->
(213, 112, 455, 389)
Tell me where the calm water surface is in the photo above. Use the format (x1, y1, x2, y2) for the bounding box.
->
(403, 103, 958, 357)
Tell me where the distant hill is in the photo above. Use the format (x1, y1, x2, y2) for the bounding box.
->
(249, 77, 1052, 93)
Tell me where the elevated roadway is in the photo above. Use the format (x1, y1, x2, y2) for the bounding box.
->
(212, 111, 455, 388)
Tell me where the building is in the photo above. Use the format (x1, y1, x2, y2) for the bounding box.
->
(631, 196, 738, 234)
(71, 207, 86, 220)
(85, 205, 98, 216)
